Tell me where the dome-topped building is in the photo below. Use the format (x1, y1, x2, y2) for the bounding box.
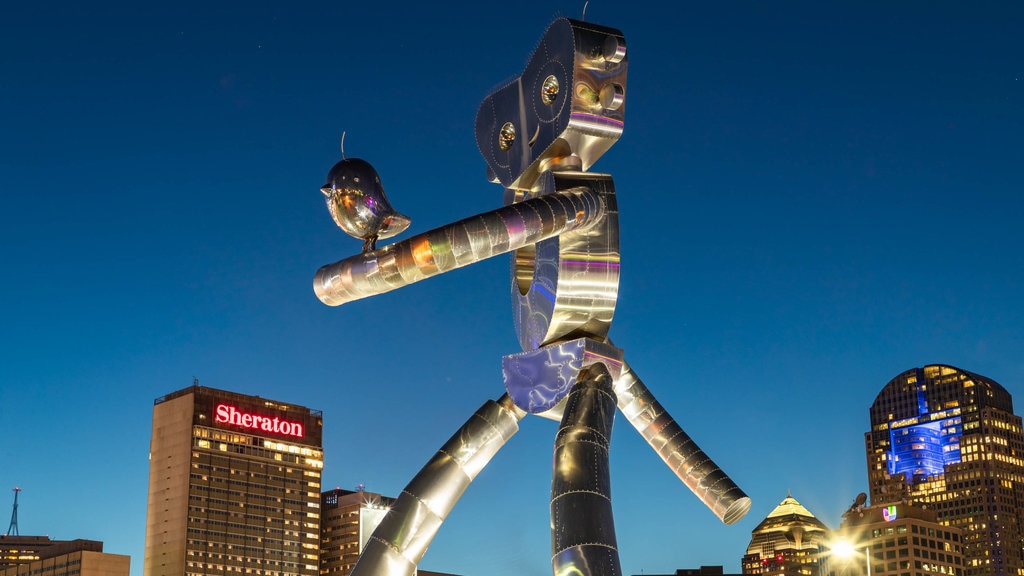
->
(741, 493, 828, 576)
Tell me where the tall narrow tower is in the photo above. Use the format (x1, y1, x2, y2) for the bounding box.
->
(866, 365, 1024, 576)
(5, 487, 20, 536)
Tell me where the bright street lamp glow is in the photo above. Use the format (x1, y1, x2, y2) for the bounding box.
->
(831, 540, 857, 558)
(829, 539, 871, 576)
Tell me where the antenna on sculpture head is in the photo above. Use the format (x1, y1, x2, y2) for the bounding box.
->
(582, 1, 589, 21)
(340, 132, 347, 160)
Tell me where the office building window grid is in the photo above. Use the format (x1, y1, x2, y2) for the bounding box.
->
(865, 366, 1024, 576)
(144, 386, 324, 576)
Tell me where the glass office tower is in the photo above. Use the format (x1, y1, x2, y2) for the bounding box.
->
(143, 385, 324, 576)
(866, 365, 1024, 576)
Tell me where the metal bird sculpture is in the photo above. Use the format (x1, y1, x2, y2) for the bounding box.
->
(320, 157, 411, 252)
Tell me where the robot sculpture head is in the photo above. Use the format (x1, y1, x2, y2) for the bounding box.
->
(475, 18, 627, 198)
(475, 18, 627, 351)
(320, 157, 411, 252)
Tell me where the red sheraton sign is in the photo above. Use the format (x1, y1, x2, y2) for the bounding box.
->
(214, 404, 304, 438)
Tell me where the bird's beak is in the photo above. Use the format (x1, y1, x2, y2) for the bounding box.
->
(320, 186, 334, 197)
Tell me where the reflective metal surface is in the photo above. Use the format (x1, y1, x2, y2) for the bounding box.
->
(511, 172, 619, 351)
(321, 158, 411, 252)
(314, 183, 608, 306)
(350, 396, 525, 576)
(473, 19, 625, 352)
(503, 337, 622, 414)
(551, 362, 621, 576)
(313, 15, 751, 576)
(475, 18, 627, 192)
(614, 359, 752, 525)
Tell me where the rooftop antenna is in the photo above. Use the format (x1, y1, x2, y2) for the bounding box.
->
(6, 487, 20, 536)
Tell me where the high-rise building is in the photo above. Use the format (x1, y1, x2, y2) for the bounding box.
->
(143, 385, 324, 576)
(866, 365, 1024, 576)
(741, 493, 828, 576)
(319, 489, 394, 576)
(824, 501, 963, 576)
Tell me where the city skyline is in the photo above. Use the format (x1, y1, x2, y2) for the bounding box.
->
(2, 2, 1022, 576)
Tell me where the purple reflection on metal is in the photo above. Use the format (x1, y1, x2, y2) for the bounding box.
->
(532, 283, 556, 304)
(568, 113, 625, 129)
(503, 338, 623, 414)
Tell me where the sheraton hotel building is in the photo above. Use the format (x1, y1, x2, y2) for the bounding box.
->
(143, 385, 325, 576)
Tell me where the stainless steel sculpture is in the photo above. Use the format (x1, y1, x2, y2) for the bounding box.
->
(321, 157, 411, 253)
(314, 16, 751, 576)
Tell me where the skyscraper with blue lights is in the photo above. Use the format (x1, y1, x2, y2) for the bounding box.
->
(866, 365, 1024, 576)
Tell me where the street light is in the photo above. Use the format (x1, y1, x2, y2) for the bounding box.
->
(831, 540, 871, 576)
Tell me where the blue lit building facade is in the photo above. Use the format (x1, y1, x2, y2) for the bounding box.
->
(866, 365, 1024, 576)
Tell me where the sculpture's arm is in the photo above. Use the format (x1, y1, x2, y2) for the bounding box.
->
(314, 184, 607, 306)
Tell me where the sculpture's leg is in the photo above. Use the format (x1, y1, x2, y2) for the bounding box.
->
(351, 394, 526, 576)
(551, 362, 621, 576)
(613, 359, 751, 525)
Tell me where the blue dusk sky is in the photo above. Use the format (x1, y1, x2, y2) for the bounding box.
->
(1, 2, 1022, 575)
